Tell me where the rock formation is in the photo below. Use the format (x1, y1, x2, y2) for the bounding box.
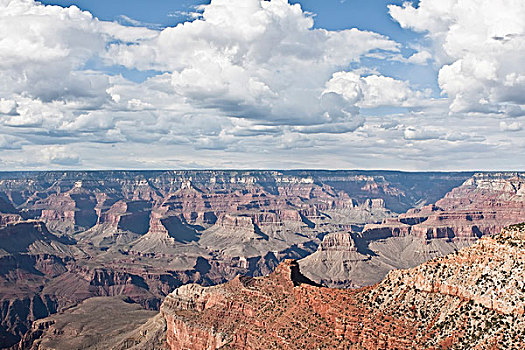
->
(0, 170, 522, 348)
(19, 296, 163, 350)
(300, 172, 525, 287)
(364, 172, 525, 239)
(159, 223, 525, 349)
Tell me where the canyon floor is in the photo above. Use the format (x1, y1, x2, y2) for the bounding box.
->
(0, 170, 523, 349)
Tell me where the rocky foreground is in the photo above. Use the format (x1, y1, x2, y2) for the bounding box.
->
(154, 223, 525, 349)
(19, 223, 525, 349)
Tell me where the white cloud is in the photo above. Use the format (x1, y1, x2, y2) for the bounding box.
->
(41, 145, 81, 166)
(107, 0, 400, 126)
(407, 50, 432, 65)
(0, 1, 104, 103)
(403, 126, 443, 141)
(0, 0, 522, 170)
(0, 134, 22, 149)
(0, 98, 17, 114)
(0, 0, 404, 153)
(499, 121, 522, 132)
(389, 0, 525, 115)
(291, 120, 364, 134)
(324, 71, 431, 109)
(0, 0, 155, 104)
(59, 110, 116, 132)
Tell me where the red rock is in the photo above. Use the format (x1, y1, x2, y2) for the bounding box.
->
(161, 224, 525, 349)
(365, 173, 525, 240)
(0, 170, 519, 347)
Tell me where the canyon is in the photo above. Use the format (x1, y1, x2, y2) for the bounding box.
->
(27, 223, 525, 349)
(0, 170, 523, 348)
(300, 172, 525, 287)
(155, 223, 525, 349)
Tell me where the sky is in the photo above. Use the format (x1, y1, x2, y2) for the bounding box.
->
(0, 0, 523, 171)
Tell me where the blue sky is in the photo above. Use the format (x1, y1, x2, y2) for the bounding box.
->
(38, 0, 424, 58)
(40, 0, 209, 27)
(0, 0, 523, 170)
(40, 0, 437, 91)
(40, 0, 418, 35)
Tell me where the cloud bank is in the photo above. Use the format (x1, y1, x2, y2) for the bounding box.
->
(0, 0, 523, 170)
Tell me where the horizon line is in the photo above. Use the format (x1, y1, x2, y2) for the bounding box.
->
(0, 169, 524, 174)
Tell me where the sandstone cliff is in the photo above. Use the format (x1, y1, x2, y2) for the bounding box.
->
(364, 172, 525, 240)
(160, 223, 525, 349)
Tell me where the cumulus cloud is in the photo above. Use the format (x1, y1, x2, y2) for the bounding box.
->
(403, 126, 443, 141)
(0, 98, 17, 115)
(0, 0, 405, 151)
(402, 123, 486, 143)
(389, 0, 525, 115)
(0, 0, 522, 170)
(107, 0, 400, 126)
(0, 0, 155, 131)
(0, 1, 104, 103)
(406, 50, 432, 65)
(324, 72, 431, 109)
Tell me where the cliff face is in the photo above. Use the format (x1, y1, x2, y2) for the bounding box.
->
(366, 223, 525, 349)
(1, 170, 522, 348)
(161, 224, 525, 350)
(160, 260, 418, 350)
(300, 172, 525, 288)
(0, 171, 401, 347)
(19, 296, 163, 350)
(299, 232, 373, 288)
(0, 170, 469, 235)
(0, 221, 73, 347)
(364, 172, 525, 240)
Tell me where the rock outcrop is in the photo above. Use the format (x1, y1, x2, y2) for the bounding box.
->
(365, 172, 525, 240)
(365, 222, 525, 349)
(0, 221, 76, 347)
(19, 296, 163, 350)
(161, 224, 525, 349)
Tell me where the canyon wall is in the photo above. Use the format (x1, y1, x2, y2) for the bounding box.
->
(300, 172, 525, 287)
(1, 170, 523, 348)
(159, 223, 525, 349)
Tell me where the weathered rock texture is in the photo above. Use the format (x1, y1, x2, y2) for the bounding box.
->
(300, 172, 525, 287)
(161, 223, 525, 349)
(364, 172, 525, 239)
(0, 170, 522, 348)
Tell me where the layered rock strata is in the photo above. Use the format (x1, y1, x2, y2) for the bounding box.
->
(1, 170, 522, 348)
(364, 173, 525, 240)
(301, 173, 525, 288)
(161, 224, 525, 349)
